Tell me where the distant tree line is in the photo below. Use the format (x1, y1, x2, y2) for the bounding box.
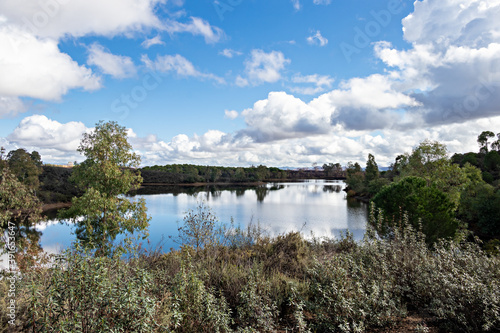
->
(140, 164, 345, 184)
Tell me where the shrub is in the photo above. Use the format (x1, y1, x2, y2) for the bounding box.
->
(25, 247, 157, 332)
(236, 267, 278, 332)
(168, 250, 233, 333)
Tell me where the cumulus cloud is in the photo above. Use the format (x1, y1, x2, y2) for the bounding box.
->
(237, 91, 333, 142)
(224, 110, 239, 119)
(142, 54, 225, 84)
(0, 0, 165, 39)
(5, 113, 500, 168)
(0, 25, 101, 117)
(87, 43, 136, 79)
(5, 115, 90, 162)
(290, 74, 334, 95)
(372, 0, 500, 126)
(306, 30, 328, 46)
(237, 49, 290, 86)
(0, 96, 27, 118)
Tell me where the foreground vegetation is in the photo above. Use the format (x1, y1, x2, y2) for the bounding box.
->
(2, 207, 499, 332)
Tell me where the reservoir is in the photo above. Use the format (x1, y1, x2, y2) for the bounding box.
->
(37, 180, 368, 253)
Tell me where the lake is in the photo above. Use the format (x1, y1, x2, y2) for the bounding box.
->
(37, 180, 369, 254)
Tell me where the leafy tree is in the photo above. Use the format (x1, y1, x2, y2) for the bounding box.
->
(398, 140, 475, 206)
(345, 162, 365, 193)
(60, 121, 150, 256)
(484, 150, 500, 172)
(0, 166, 43, 268)
(492, 132, 500, 151)
(364, 154, 379, 185)
(477, 131, 495, 153)
(459, 182, 500, 237)
(6, 148, 42, 190)
(372, 176, 459, 244)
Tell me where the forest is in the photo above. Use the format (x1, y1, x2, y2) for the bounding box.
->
(0, 122, 499, 332)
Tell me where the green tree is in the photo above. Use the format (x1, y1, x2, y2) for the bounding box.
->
(398, 140, 474, 206)
(60, 121, 150, 256)
(477, 131, 495, 153)
(372, 176, 459, 244)
(6, 148, 42, 190)
(345, 162, 365, 193)
(0, 166, 43, 267)
(364, 154, 379, 185)
(459, 182, 500, 237)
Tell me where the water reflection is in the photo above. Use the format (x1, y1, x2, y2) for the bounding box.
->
(35, 180, 368, 253)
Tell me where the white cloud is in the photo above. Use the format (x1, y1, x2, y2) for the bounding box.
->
(219, 48, 243, 58)
(5, 115, 89, 162)
(0, 96, 27, 118)
(372, 0, 500, 126)
(0, 0, 165, 39)
(164, 17, 224, 43)
(307, 30, 328, 46)
(0, 25, 101, 117)
(313, 0, 331, 5)
(290, 74, 334, 95)
(5, 113, 500, 168)
(224, 110, 239, 119)
(142, 54, 225, 84)
(87, 44, 136, 79)
(141, 35, 165, 48)
(240, 49, 290, 86)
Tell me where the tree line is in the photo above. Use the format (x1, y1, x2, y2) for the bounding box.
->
(344, 131, 500, 245)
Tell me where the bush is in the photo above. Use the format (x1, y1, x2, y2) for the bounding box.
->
(371, 176, 459, 244)
(168, 250, 233, 333)
(24, 248, 157, 332)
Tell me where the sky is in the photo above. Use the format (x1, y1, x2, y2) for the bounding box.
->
(0, 0, 499, 168)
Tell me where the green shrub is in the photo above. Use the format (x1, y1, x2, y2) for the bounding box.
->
(236, 267, 278, 332)
(168, 250, 233, 333)
(25, 248, 157, 332)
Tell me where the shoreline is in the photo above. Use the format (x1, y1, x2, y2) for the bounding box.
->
(42, 202, 71, 212)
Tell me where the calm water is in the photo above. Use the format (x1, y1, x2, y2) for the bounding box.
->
(37, 180, 368, 253)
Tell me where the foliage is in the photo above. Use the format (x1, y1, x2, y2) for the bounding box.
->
(25, 247, 157, 332)
(371, 176, 459, 244)
(4, 148, 42, 190)
(236, 267, 277, 332)
(7, 203, 500, 333)
(168, 251, 233, 333)
(60, 121, 150, 256)
(0, 167, 43, 269)
(38, 165, 82, 203)
(458, 182, 500, 237)
(175, 202, 228, 250)
(345, 162, 365, 193)
(478, 131, 496, 153)
(364, 154, 379, 186)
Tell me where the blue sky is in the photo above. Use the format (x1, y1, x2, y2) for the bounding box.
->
(1, 0, 499, 167)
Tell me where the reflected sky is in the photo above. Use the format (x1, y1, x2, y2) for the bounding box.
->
(36, 180, 368, 253)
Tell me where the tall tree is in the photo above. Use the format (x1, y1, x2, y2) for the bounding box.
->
(477, 131, 495, 153)
(364, 154, 379, 185)
(6, 148, 42, 190)
(60, 121, 150, 256)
